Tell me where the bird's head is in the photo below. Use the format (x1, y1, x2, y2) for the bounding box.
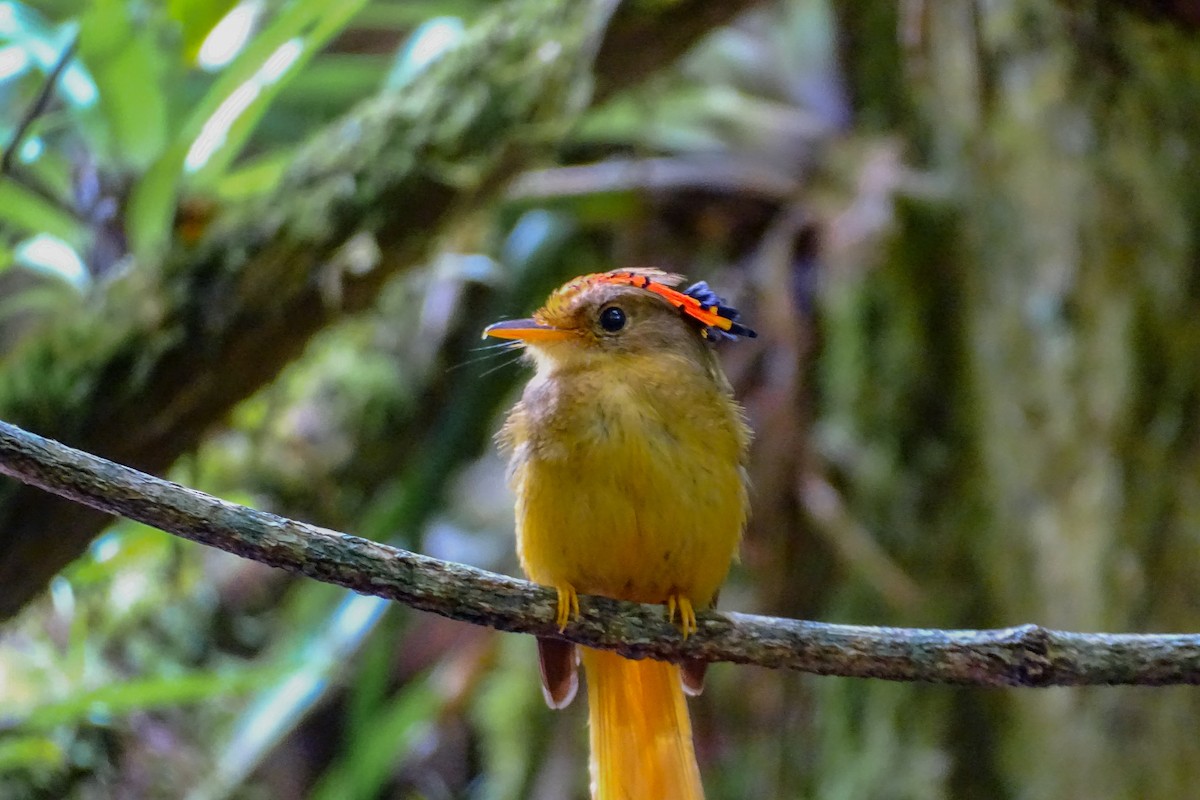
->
(483, 269, 755, 371)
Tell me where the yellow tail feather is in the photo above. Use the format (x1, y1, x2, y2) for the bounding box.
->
(582, 648, 704, 800)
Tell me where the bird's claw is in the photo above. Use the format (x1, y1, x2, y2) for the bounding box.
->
(555, 585, 580, 631)
(667, 594, 698, 638)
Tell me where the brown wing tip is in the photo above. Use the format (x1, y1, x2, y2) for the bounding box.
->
(537, 637, 579, 709)
(681, 658, 708, 696)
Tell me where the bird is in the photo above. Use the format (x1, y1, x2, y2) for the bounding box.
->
(484, 268, 754, 800)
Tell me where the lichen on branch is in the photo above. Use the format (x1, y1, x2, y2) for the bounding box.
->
(1, 418, 1199, 687)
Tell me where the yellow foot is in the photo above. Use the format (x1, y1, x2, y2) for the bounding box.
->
(554, 585, 580, 631)
(666, 594, 698, 638)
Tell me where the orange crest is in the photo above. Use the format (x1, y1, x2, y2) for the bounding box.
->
(594, 270, 757, 340)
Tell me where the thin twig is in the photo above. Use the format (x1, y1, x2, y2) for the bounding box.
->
(508, 158, 802, 203)
(799, 471, 925, 612)
(0, 36, 78, 181)
(0, 417, 1199, 687)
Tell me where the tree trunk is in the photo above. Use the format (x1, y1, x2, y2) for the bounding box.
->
(818, 3, 1200, 798)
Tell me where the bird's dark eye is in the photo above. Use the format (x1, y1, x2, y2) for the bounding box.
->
(599, 306, 627, 333)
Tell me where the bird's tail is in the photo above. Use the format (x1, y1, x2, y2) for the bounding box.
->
(582, 647, 704, 800)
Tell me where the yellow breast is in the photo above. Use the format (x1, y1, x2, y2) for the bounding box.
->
(501, 350, 749, 609)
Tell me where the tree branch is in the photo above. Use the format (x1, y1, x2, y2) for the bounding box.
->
(1, 418, 1199, 687)
(0, 36, 78, 181)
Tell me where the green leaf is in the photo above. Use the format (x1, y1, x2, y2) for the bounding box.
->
(195, 593, 390, 800)
(0, 282, 81, 325)
(5, 666, 284, 732)
(0, 182, 84, 243)
(167, 0, 241, 64)
(63, 521, 174, 589)
(77, 0, 168, 169)
(126, 151, 185, 262)
(12, 144, 74, 202)
(353, 0, 486, 28)
(309, 677, 441, 800)
(93, 37, 169, 169)
(127, 0, 369, 260)
(212, 147, 291, 200)
(0, 736, 65, 774)
(183, 0, 371, 182)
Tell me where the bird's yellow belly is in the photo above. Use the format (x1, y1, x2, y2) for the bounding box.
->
(512, 409, 744, 610)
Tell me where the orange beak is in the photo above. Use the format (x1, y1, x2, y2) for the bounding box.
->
(483, 318, 575, 342)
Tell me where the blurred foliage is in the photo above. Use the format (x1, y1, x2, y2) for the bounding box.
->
(0, 1, 840, 795)
(8, 0, 1192, 798)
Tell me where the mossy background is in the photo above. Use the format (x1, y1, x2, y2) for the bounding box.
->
(1, 1, 1199, 798)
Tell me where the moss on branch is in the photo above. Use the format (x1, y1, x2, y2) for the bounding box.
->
(2, 418, 1200, 686)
